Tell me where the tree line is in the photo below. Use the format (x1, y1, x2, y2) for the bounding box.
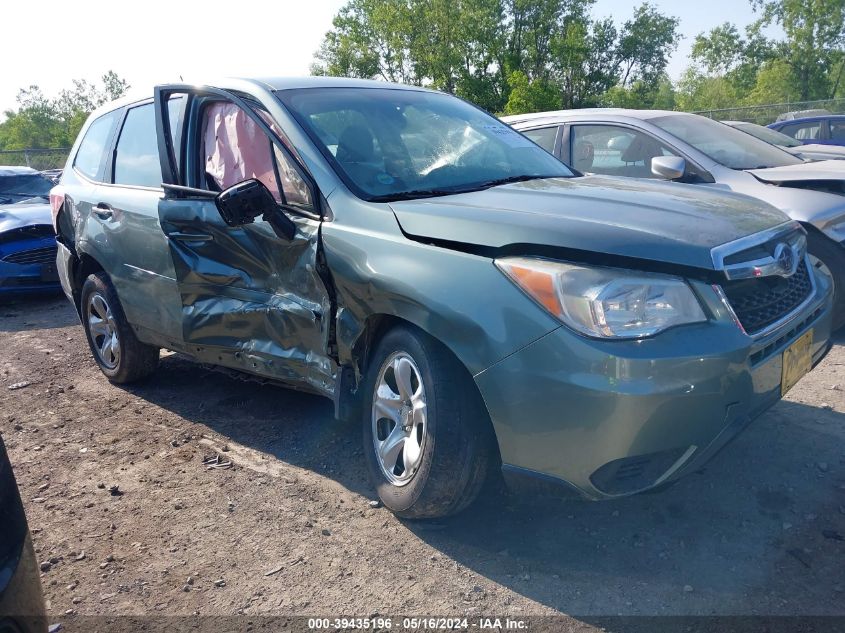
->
(313, 0, 845, 114)
(0, 72, 128, 152)
(1, 0, 843, 152)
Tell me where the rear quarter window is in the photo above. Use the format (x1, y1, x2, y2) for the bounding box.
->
(73, 110, 121, 181)
(521, 126, 558, 154)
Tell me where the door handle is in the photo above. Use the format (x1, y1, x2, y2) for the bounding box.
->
(168, 232, 214, 243)
(92, 203, 113, 220)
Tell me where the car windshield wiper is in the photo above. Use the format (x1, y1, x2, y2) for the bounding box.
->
(369, 188, 468, 202)
(467, 174, 559, 191)
(368, 174, 561, 203)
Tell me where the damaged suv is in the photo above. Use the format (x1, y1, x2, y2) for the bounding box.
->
(53, 78, 833, 518)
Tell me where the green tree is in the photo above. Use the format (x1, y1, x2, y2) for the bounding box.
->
(503, 70, 559, 114)
(614, 3, 681, 87)
(674, 67, 740, 112)
(752, 0, 845, 100)
(0, 72, 130, 150)
(686, 0, 845, 108)
(747, 58, 801, 103)
(312, 0, 681, 114)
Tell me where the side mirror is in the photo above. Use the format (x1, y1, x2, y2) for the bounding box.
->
(651, 156, 686, 180)
(215, 179, 296, 240)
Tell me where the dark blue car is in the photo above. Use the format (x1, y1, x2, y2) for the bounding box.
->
(768, 114, 845, 146)
(0, 167, 60, 296)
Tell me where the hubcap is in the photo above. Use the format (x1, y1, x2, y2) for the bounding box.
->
(371, 352, 427, 486)
(86, 292, 120, 369)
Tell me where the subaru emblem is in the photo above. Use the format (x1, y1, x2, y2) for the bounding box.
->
(773, 242, 798, 277)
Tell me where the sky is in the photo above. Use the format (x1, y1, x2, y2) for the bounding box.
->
(1, 0, 776, 116)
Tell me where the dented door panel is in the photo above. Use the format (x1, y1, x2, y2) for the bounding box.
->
(153, 84, 335, 395)
(158, 196, 335, 395)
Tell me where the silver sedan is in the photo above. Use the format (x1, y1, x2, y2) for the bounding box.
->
(504, 109, 845, 330)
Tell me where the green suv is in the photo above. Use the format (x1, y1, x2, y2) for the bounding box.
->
(51, 78, 834, 518)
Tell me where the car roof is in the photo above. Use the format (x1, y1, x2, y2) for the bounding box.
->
(247, 76, 432, 92)
(772, 114, 845, 125)
(501, 108, 681, 126)
(0, 166, 39, 176)
(87, 77, 436, 120)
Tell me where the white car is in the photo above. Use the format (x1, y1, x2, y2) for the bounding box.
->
(504, 109, 845, 329)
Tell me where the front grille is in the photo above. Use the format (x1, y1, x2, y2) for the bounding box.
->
(722, 259, 813, 335)
(2, 245, 57, 265)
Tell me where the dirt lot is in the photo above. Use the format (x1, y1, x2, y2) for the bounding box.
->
(1, 295, 844, 628)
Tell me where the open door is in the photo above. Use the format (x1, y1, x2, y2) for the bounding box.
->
(153, 84, 335, 395)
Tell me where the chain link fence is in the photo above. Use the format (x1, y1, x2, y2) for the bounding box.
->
(0, 148, 70, 171)
(693, 98, 845, 125)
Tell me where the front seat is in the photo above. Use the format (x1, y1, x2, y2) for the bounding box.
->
(620, 136, 661, 177)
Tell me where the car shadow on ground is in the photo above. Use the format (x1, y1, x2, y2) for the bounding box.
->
(409, 397, 845, 618)
(121, 349, 845, 620)
(0, 293, 75, 332)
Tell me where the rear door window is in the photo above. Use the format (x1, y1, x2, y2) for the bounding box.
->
(73, 110, 120, 181)
(113, 103, 163, 188)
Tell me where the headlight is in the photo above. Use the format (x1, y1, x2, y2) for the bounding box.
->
(495, 257, 707, 339)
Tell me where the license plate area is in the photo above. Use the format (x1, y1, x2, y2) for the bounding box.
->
(781, 329, 813, 396)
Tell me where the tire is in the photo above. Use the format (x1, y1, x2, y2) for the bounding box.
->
(807, 231, 845, 332)
(80, 272, 159, 383)
(362, 324, 495, 519)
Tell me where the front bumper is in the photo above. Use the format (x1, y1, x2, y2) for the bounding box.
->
(0, 235, 60, 296)
(475, 272, 834, 499)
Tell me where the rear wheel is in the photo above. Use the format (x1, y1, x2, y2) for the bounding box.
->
(807, 231, 845, 332)
(80, 272, 159, 383)
(362, 325, 494, 519)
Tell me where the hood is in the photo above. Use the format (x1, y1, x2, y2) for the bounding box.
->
(389, 176, 788, 271)
(749, 159, 845, 184)
(795, 144, 845, 160)
(0, 200, 54, 233)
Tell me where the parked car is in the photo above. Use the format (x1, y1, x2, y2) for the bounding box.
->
(0, 167, 60, 295)
(0, 433, 48, 633)
(723, 120, 845, 161)
(504, 109, 845, 330)
(768, 114, 845, 146)
(53, 79, 833, 517)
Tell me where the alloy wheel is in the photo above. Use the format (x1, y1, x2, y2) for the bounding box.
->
(86, 292, 120, 369)
(371, 352, 428, 486)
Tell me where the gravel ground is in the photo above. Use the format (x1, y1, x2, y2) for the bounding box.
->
(1, 295, 844, 629)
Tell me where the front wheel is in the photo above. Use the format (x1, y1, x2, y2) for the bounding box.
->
(362, 325, 494, 519)
(80, 272, 160, 383)
(807, 231, 845, 332)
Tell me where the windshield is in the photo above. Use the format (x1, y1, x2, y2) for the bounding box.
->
(649, 114, 802, 170)
(0, 173, 54, 203)
(730, 122, 803, 148)
(277, 88, 573, 201)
